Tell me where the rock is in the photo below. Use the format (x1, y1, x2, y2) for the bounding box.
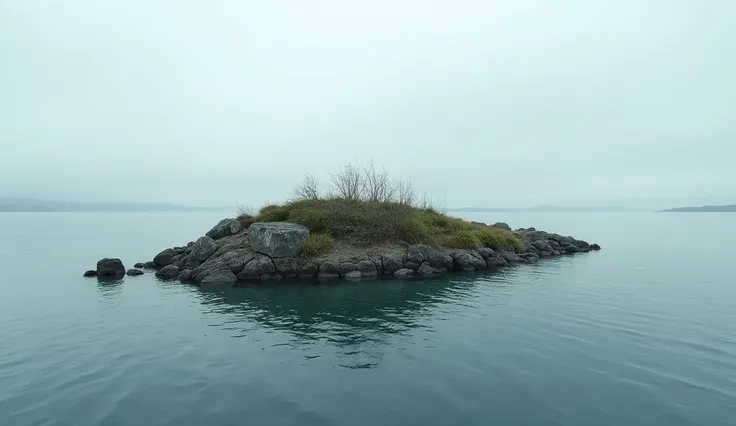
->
(248, 222, 309, 258)
(178, 269, 193, 281)
(532, 240, 554, 252)
(83, 270, 97, 277)
(318, 260, 341, 279)
(475, 247, 496, 259)
(404, 261, 422, 271)
(590, 243, 601, 250)
(340, 262, 358, 275)
(393, 268, 415, 278)
(143, 261, 156, 269)
(500, 251, 524, 264)
(156, 264, 180, 280)
(200, 269, 237, 285)
(417, 262, 444, 277)
(191, 260, 228, 282)
(97, 258, 125, 277)
(344, 271, 362, 281)
(219, 250, 253, 274)
(485, 256, 508, 268)
(493, 222, 511, 231)
(357, 260, 378, 277)
(189, 236, 218, 263)
(126, 269, 144, 276)
(452, 250, 487, 271)
(298, 260, 318, 278)
(407, 244, 434, 265)
(134, 262, 145, 268)
(206, 218, 242, 240)
(153, 248, 178, 266)
(237, 254, 278, 280)
(273, 257, 300, 278)
(381, 253, 403, 275)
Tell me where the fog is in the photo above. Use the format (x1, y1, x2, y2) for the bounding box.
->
(1, 1, 734, 208)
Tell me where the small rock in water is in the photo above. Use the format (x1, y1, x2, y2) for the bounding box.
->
(96, 258, 125, 277)
(83, 270, 97, 277)
(143, 261, 156, 269)
(344, 271, 362, 281)
(127, 269, 144, 276)
(156, 265, 180, 280)
(590, 243, 601, 250)
(134, 262, 145, 268)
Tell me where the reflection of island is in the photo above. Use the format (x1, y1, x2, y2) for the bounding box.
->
(193, 275, 503, 357)
(660, 205, 736, 212)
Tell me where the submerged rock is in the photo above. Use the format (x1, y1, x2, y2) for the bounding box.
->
(126, 269, 144, 276)
(393, 268, 415, 278)
(97, 258, 125, 277)
(248, 222, 310, 258)
(156, 264, 180, 280)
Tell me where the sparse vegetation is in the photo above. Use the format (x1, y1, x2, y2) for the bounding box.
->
(246, 163, 524, 251)
(302, 233, 335, 256)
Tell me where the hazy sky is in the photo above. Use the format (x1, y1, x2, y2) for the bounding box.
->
(1, 1, 734, 208)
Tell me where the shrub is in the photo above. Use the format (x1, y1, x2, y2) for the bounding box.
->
(237, 214, 255, 229)
(302, 233, 334, 257)
(256, 204, 289, 222)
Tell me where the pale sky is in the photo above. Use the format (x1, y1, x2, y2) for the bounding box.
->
(1, 0, 734, 208)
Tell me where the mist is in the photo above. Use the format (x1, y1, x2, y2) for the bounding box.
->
(1, 0, 734, 208)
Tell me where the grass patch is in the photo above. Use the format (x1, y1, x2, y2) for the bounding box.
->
(302, 233, 335, 256)
(251, 198, 523, 250)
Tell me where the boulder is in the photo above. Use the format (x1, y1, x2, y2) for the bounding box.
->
(156, 264, 180, 280)
(143, 261, 156, 269)
(417, 262, 444, 277)
(590, 243, 601, 250)
(153, 248, 178, 267)
(344, 271, 362, 281)
(126, 269, 144, 276)
(500, 251, 524, 264)
(475, 247, 496, 259)
(298, 260, 318, 278)
(191, 260, 229, 282)
(318, 260, 341, 279)
(357, 260, 378, 277)
(532, 240, 553, 252)
(393, 268, 415, 278)
(134, 262, 145, 269)
(219, 250, 253, 274)
(178, 269, 193, 281)
(340, 262, 359, 275)
(452, 250, 487, 271)
(201, 269, 238, 285)
(83, 270, 97, 277)
(273, 257, 300, 278)
(206, 218, 242, 240)
(237, 254, 278, 280)
(492, 222, 511, 231)
(248, 222, 309, 258)
(97, 258, 125, 277)
(406, 244, 435, 265)
(485, 256, 509, 268)
(381, 253, 404, 275)
(190, 236, 218, 262)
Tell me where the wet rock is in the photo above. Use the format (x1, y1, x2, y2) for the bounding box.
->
(97, 258, 125, 277)
(83, 270, 97, 277)
(206, 218, 242, 240)
(237, 254, 277, 280)
(178, 269, 192, 281)
(590, 243, 601, 250)
(220, 250, 253, 274)
(393, 268, 415, 278)
(340, 262, 358, 275)
(318, 260, 341, 279)
(417, 262, 444, 277)
(344, 271, 362, 281)
(248, 222, 309, 258)
(532, 240, 554, 252)
(298, 260, 318, 279)
(381, 253, 404, 275)
(156, 264, 180, 280)
(475, 247, 496, 259)
(143, 261, 156, 269)
(357, 260, 378, 277)
(201, 269, 237, 285)
(153, 248, 178, 267)
(189, 236, 218, 263)
(134, 262, 145, 268)
(126, 269, 144, 276)
(452, 250, 487, 271)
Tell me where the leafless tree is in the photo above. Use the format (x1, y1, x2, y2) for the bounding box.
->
(292, 173, 320, 200)
(395, 177, 416, 206)
(418, 190, 437, 210)
(363, 161, 396, 203)
(330, 163, 365, 200)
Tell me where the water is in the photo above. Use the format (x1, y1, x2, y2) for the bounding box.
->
(1, 212, 735, 426)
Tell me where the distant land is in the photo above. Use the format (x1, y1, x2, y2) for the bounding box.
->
(447, 205, 641, 213)
(660, 205, 736, 212)
(0, 197, 227, 212)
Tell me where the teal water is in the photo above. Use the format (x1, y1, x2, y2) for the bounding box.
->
(1, 212, 735, 426)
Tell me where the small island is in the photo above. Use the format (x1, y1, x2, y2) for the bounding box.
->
(85, 164, 601, 283)
(660, 205, 736, 212)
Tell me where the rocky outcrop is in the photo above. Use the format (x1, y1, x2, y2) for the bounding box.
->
(89, 218, 601, 286)
(248, 222, 309, 257)
(97, 258, 125, 277)
(206, 218, 242, 240)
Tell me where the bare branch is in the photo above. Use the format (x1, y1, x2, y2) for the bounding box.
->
(292, 173, 320, 201)
(330, 163, 365, 200)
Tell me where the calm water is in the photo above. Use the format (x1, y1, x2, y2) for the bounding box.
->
(1, 212, 735, 426)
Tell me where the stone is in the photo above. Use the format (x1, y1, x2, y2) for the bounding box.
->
(134, 262, 145, 268)
(532, 239, 554, 252)
(340, 262, 358, 275)
(220, 250, 253, 274)
(83, 270, 97, 277)
(406, 244, 435, 265)
(404, 261, 421, 271)
(273, 257, 300, 278)
(492, 222, 511, 231)
(357, 260, 378, 277)
(96, 258, 125, 277)
(344, 271, 362, 281)
(126, 269, 144, 276)
(248, 222, 309, 258)
(298, 260, 319, 278)
(206, 218, 242, 240)
(153, 248, 178, 266)
(143, 261, 156, 269)
(237, 254, 277, 280)
(452, 250, 487, 271)
(178, 269, 193, 281)
(590, 243, 601, 250)
(156, 264, 180, 280)
(189, 236, 218, 263)
(500, 251, 524, 264)
(485, 256, 508, 268)
(381, 253, 403, 275)
(393, 268, 415, 278)
(201, 269, 237, 285)
(319, 260, 341, 276)
(475, 247, 496, 259)
(417, 262, 444, 277)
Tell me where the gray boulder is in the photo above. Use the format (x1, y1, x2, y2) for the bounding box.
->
(201, 269, 237, 285)
(492, 222, 511, 231)
(273, 257, 300, 278)
(393, 268, 415, 278)
(298, 260, 318, 278)
(156, 264, 180, 280)
(500, 251, 524, 264)
(126, 269, 144, 276)
(237, 254, 277, 280)
(97, 258, 125, 277)
(452, 250, 487, 271)
(134, 262, 145, 268)
(340, 262, 358, 275)
(143, 261, 156, 269)
(381, 253, 404, 275)
(357, 260, 378, 277)
(417, 262, 444, 277)
(83, 270, 97, 277)
(406, 244, 435, 265)
(485, 256, 509, 268)
(248, 222, 309, 258)
(532, 240, 553, 252)
(475, 247, 496, 259)
(153, 248, 178, 266)
(590, 243, 601, 250)
(178, 269, 193, 281)
(344, 271, 362, 281)
(206, 218, 242, 240)
(318, 260, 341, 279)
(219, 250, 253, 274)
(187, 236, 218, 268)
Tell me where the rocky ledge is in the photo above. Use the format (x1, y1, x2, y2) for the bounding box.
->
(85, 218, 601, 284)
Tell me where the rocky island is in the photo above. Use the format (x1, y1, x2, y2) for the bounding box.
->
(84, 165, 600, 283)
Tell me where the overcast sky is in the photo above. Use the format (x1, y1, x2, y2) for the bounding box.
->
(1, 0, 734, 208)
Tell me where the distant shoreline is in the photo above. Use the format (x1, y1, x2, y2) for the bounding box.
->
(660, 205, 736, 213)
